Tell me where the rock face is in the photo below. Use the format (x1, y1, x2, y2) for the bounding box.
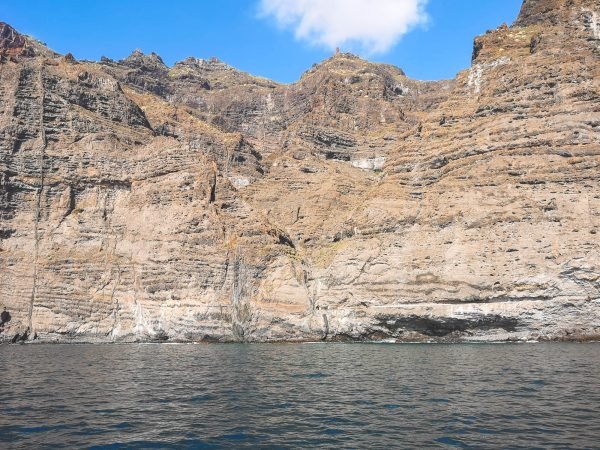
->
(0, 22, 28, 57)
(1, 0, 600, 343)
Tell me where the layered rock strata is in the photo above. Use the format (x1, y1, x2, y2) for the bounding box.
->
(1, 0, 599, 343)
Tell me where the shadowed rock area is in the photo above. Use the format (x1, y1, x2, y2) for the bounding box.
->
(1, 0, 600, 343)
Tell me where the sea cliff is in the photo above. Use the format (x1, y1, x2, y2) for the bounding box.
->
(1, 0, 599, 343)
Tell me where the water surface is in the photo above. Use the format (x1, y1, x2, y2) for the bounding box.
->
(1, 343, 599, 449)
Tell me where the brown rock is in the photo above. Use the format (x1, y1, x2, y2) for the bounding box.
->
(1, 0, 599, 343)
(0, 22, 28, 57)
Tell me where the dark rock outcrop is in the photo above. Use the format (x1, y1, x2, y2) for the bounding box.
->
(0, 22, 28, 57)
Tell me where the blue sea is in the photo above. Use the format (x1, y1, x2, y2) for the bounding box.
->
(1, 343, 599, 449)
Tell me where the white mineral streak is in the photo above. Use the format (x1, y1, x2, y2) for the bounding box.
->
(468, 58, 510, 94)
(351, 157, 385, 171)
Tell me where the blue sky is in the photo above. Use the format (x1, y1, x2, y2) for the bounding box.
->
(0, 0, 523, 83)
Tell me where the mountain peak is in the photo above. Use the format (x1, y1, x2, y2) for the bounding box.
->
(301, 52, 405, 81)
(121, 49, 167, 69)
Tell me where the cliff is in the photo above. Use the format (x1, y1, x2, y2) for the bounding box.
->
(1, 0, 599, 343)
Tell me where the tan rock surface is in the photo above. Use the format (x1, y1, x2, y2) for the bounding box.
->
(1, 0, 599, 343)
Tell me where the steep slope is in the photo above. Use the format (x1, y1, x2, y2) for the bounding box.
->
(287, 0, 600, 342)
(0, 23, 301, 342)
(1, 0, 599, 343)
(101, 49, 450, 162)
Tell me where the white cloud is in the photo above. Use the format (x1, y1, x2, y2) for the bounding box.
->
(259, 0, 428, 54)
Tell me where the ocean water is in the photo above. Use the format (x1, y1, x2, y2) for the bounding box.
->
(0, 343, 599, 449)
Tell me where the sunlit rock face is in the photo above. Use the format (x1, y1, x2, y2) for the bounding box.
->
(515, 0, 599, 26)
(1, 0, 600, 343)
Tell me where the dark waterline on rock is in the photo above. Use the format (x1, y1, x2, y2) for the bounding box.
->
(1, 343, 599, 448)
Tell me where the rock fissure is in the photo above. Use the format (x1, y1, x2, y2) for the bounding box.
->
(27, 65, 46, 337)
